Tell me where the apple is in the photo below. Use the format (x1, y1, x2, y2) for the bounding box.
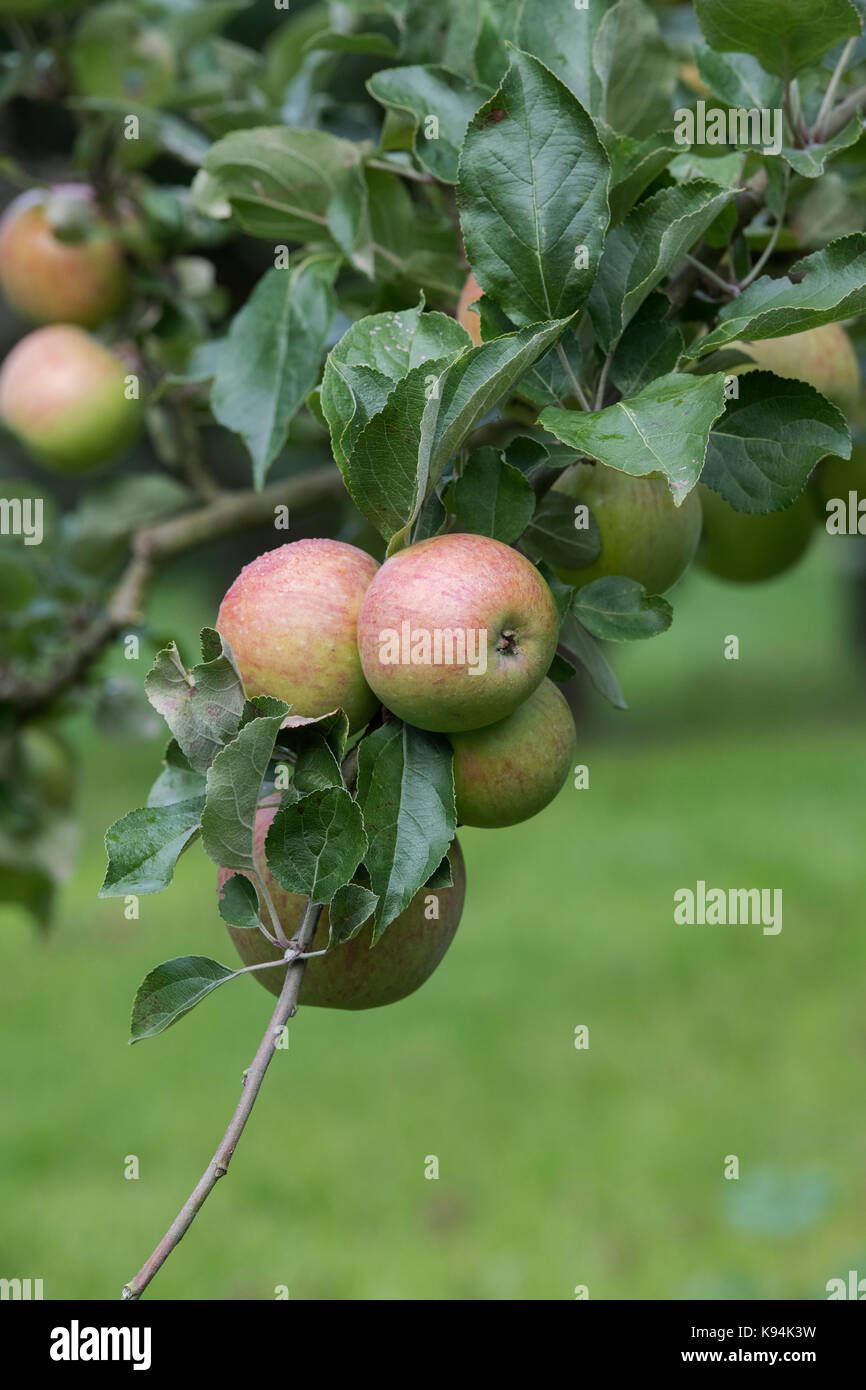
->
(450, 678, 576, 828)
(697, 484, 815, 582)
(356, 532, 560, 733)
(551, 462, 703, 594)
(730, 323, 860, 417)
(456, 272, 484, 346)
(218, 808, 466, 1009)
(217, 539, 380, 731)
(19, 727, 75, 813)
(0, 326, 142, 473)
(70, 4, 177, 107)
(813, 442, 866, 515)
(0, 185, 129, 329)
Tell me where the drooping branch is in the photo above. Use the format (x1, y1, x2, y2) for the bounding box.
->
(0, 465, 345, 715)
(122, 900, 323, 1301)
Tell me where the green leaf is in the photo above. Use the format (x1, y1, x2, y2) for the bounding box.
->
(609, 293, 685, 396)
(367, 65, 490, 182)
(691, 233, 866, 358)
(694, 47, 783, 110)
(291, 730, 345, 794)
(559, 610, 628, 710)
(702, 372, 852, 512)
(210, 258, 338, 486)
(217, 873, 262, 929)
(424, 856, 453, 890)
(572, 577, 673, 640)
(458, 49, 610, 328)
(64, 475, 191, 572)
(504, 435, 581, 476)
(355, 722, 455, 938)
(782, 118, 864, 180)
(322, 304, 469, 469)
(345, 318, 567, 543)
(129, 956, 238, 1043)
(511, 0, 610, 113)
(607, 129, 680, 224)
(548, 652, 578, 683)
(200, 702, 289, 872)
(329, 883, 379, 943)
(265, 786, 368, 905)
(147, 740, 206, 808)
(306, 32, 399, 57)
(592, 0, 677, 139)
(694, 0, 861, 78)
(447, 447, 535, 542)
(588, 180, 736, 350)
(198, 127, 371, 269)
(144, 629, 247, 775)
(540, 373, 729, 504)
(522, 490, 602, 570)
(99, 798, 205, 898)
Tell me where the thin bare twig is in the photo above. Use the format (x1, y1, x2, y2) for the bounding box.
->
(0, 466, 344, 715)
(122, 901, 323, 1300)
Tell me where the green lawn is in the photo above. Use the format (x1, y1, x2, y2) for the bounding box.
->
(1, 535, 864, 1300)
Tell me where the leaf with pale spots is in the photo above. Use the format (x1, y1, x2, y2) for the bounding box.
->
(540, 373, 728, 504)
(100, 797, 205, 897)
(144, 628, 247, 775)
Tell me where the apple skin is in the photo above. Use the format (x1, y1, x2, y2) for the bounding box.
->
(456, 272, 484, 346)
(697, 484, 815, 583)
(551, 462, 703, 594)
(356, 533, 560, 733)
(218, 808, 466, 1009)
(730, 324, 860, 417)
(813, 443, 866, 514)
(450, 678, 576, 829)
(217, 539, 380, 732)
(19, 727, 75, 813)
(0, 326, 142, 473)
(0, 186, 129, 329)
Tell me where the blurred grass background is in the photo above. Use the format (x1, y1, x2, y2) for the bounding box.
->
(1, 531, 865, 1301)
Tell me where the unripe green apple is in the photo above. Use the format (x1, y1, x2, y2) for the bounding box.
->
(456, 272, 483, 346)
(356, 533, 560, 733)
(697, 484, 815, 583)
(812, 443, 866, 512)
(730, 323, 860, 417)
(551, 462, 703, 594)
(0, 326, 142, 473)
(70, 4, 177, 106)
(0, 185, 128, 329)
(450, 678, 576, 828)
(19, 727, 75, 813)
(218, 808, 466, 1009)
(217, 539, 380, 732)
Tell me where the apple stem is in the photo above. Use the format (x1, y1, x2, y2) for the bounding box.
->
(121, 899, 323, 1301)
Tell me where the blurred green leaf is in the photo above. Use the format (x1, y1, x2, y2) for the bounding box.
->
(211, 258, 338, 486)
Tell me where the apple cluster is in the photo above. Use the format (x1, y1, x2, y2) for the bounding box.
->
(458, 275, 863, 588)
(0, 184, 142, 472)
(214, 533, 577, 1008)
